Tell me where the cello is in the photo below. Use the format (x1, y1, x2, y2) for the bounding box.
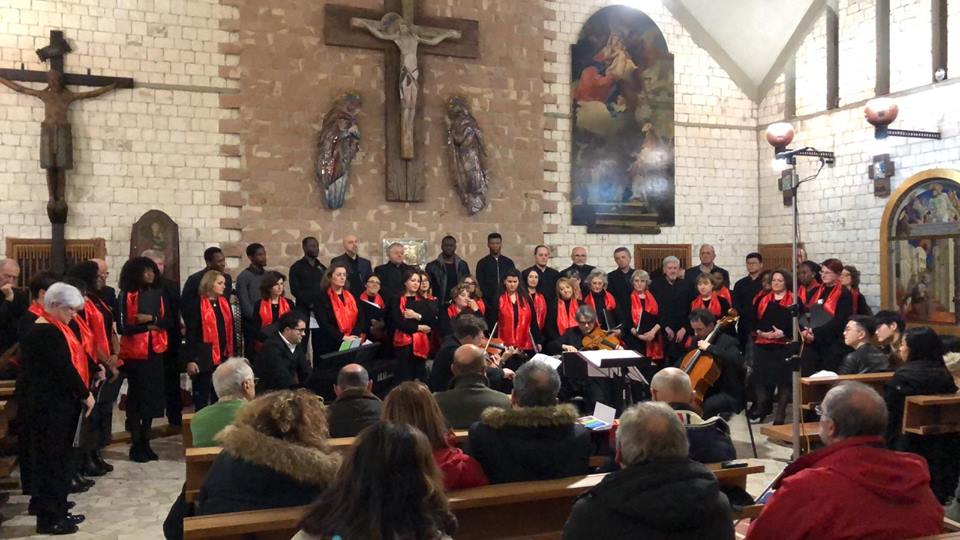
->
(680, 309, 739, 413)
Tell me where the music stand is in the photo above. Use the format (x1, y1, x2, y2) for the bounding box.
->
(562, 350, 646, 411)
(306, 343, 380, 400)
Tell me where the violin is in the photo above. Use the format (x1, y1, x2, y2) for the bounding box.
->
(581, 324, 622, 351)
(680, 309, 739, 413)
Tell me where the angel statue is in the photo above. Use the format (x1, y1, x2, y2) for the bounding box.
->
(446, 96, 489, 215)
(316, 93, 362, 210)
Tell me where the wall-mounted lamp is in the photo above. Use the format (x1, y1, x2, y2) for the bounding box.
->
(864, 97, 941, 197)
(765, 122, 836, 206)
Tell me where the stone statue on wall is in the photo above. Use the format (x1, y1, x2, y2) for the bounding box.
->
(316, 92, 361, 210)
(446, 96, 489, 215)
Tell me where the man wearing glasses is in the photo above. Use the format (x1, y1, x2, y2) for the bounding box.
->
(252, 311, 311, 393)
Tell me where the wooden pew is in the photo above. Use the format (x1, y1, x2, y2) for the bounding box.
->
(760, 421, 821, 449)
(902, 394, 960, 435)
(183, 413, 194, 449)
(799, 372, 893, 411)
(184, 470, 766, 540)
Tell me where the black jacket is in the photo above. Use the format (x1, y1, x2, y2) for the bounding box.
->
(684, 265, 730, 288)
(606, 268, 634, 308)
(373, 261, 410, 302)
(326, 387, 382, 438)
(311, 290, 364, 356)
(648, 276, 690, 332)
(687, 332, 745, 404)
(732, 274, 763, 345)
(425, 255, 471, 306)
(475, 254, 514, 307)
(182, 268, 233, 326)
(669, 403, 737, 464)
(562, 457, 734, 540)
(197, 423, 340, 516)
(524, 265, 561, 303)
(467, 404, 591, 484)
(0, 288, 28, 354)
(288, 256, 327, 312)
(428, 335, 461, 392)
(838, 344, 890, 375)
(330, 253, 373, 299)
(253, 332, 311, 393)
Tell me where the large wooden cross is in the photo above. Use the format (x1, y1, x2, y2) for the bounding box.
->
(0, 30, 133, 273)
(325, 0, 479, 202)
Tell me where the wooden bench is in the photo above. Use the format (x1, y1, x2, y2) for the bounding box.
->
(183, 413, 194, 449)
(760, 421, 821, 449)
(902, 394, 960, 435)
(184, 471, 766, 540)
(799, 372, 893, 411)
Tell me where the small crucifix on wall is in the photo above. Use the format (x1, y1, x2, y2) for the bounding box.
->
(325, 0, 479, 202)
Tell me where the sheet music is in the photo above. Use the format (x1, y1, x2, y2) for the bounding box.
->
(530, 353, 562, 371)
(577, 349, 642, 367)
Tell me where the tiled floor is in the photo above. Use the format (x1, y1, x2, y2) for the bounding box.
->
(0, 410, 793, 539)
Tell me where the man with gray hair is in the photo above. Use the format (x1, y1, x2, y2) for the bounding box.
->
(649, 254, 691, 362)
(373, 242, 410, 301)
(650, 367, 736, 463)
(563, 402, 734, 539)
(326, 363, 382, 438)
(0, 258, 28, 357)
(746, 382, 943, 539)
(467, 358, 591, 484)
(190, 357, 255, 447)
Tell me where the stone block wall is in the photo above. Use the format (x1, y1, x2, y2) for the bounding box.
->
(0, 0, 241, 283)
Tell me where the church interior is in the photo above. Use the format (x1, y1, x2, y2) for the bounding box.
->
(1, 0, 960, 538)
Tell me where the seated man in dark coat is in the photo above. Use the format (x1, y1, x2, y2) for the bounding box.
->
(429, 313, 512, 393)
(435, 344, 510, 429)
(326, 363, 382, 438)
(650, 367, 736, 464)
(252, 312, 311, 393)
(467, 358, 591, 484)
(838, 315, 890, 375)
(684, 309, 745, 419)
(562, 402, 735, 540)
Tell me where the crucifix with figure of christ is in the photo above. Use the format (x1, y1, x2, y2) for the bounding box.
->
(0, 30, 133, 272)
(325, 0, 479, 202)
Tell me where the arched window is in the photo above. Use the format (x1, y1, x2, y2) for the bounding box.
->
(880, 169, 960, 333)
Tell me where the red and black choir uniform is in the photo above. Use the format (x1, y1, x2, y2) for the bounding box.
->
(803, 283, 853, 373)
(118, 288, 171, 445)
(584, 289, 619, 331)
(19, 309, 92, 529)
(717, 286, 732, 305)
(313, 287, 364, 356)
(544, 296, 579, 354)
(848, 288, 872, 316)
(798, 281, 823, 309)
(752, 291, 795, 388)
(690, 292, 733, 338)
(387, 293, 437, 383)
(184, 294, 234, 410)
(83, 292, 123, 463)
(528, 289, 548, 347)
(358, 291, 387, 342)
(496, 292, 542, 354)
(442, 302, 483, 338)
(252, 296, 293, 345)
(620, 289, 664, 363)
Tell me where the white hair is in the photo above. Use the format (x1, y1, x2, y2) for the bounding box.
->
(617, 402, 689, 466)
(212, 357, 254, 399)
(43, 282, 84, 310)
(662, 255, 680, 267)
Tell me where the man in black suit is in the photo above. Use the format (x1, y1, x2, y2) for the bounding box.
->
(523, 245, 561, 303)
(374, 242, 410, 302)
(182, 247, 233, 326)
(560, 246, 595, 295)
(684, 244, 730, 287)
(290, 237, 327, 361)
(330, 234, 373, 299)
(474, 233, 515, 327)
(253, 311, 311, 393)
(606, 247, 634, 307)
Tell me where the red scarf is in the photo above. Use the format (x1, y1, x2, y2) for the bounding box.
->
(807, 283, 843, 316)
(393, 295, 431, 359)
(328, 288, 358, 335)
(555, 297, 579, 335)
(584, 291, 617, 318)
(360, 292, 385, 309)
(755, 291, 794, 345)
(200, 295, 234, 366)
(498, 293, 533, 349)
(73, 311, 96, 362)
(119, 291, 168, 361)
(718, 286, 732, 304)
(691, 292, 722, 317)
(530, 291, 547, 330)
(28, 302, 43, 317)
(850, 289, 861, 315)
(630, 291, 663, 360)
(83, 298, 110, 360)
(475, 298, 486, 315)
(39, 307, 89, 387)
(258, 297, 291, 328)
(799, 283, 823, 307)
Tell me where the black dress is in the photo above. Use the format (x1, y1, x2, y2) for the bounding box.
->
(753, 298, 794, 387)
(20, 323, 90, 523)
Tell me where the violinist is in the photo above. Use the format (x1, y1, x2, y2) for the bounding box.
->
(620, 270, 663, 382)
(496, 269, 542, 354)
(544, 277, 579, 354)
(558, 305, 621, 408)
(428, 314, 516, 392)
(683, 309, 744, 419)
(583, 270, 619, 333)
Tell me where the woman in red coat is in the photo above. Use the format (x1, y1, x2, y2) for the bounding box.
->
(382, 381, 487, 491)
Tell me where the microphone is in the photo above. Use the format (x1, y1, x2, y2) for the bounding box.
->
(775, 147, 812, 160)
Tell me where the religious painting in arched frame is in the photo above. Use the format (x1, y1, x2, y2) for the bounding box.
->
(880, 169, 960, 334)
(570, 6, 674, 234)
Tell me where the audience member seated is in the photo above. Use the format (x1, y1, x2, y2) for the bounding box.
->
(837, 315, 889, 375)
(196, 389, 341, 515)
(326, 363, 382, 438)
(383, 381, 488, 491)
(884, 327, 959, 503)
(562, 402, 734, 540)
(252, 311, 311, 393)
(467, 359, 591, 484)
(650, 367, 736, 464)
(294, 422, 458, 540)
(746, 382, 943, 539)
(191, 357, 256, 447)
(434, 344, 510, 429)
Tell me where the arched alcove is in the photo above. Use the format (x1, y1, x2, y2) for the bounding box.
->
(570, 6, 675, 234)
(880, 169, 960, 335)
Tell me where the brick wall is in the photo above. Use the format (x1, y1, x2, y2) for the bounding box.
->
(0, 0, 241, 283)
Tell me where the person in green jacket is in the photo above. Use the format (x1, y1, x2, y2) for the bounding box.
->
(191, 357, 256, 447)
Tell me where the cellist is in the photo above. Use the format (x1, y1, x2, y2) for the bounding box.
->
(681, 309, 744, 418)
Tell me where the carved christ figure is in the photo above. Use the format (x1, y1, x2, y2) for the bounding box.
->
(0, 69, 118, 223)
(351, 12, 462, 160)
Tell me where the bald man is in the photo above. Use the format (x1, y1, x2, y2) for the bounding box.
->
(326, 363, 382, 438)
(331, 234, 373, 299)
(434, 344, 510, 429)
(560, 247, 595, 294)
(0, 259, 28, 356)
(684, 244, 730, 288)
(650, 367, 735, 463)
(746, 382, 943, 540)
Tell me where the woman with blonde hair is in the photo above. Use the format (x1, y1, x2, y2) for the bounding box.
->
(185, 269, 235, 411)
(382, 381, 488, 491)
(196, 389, 341, 515)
